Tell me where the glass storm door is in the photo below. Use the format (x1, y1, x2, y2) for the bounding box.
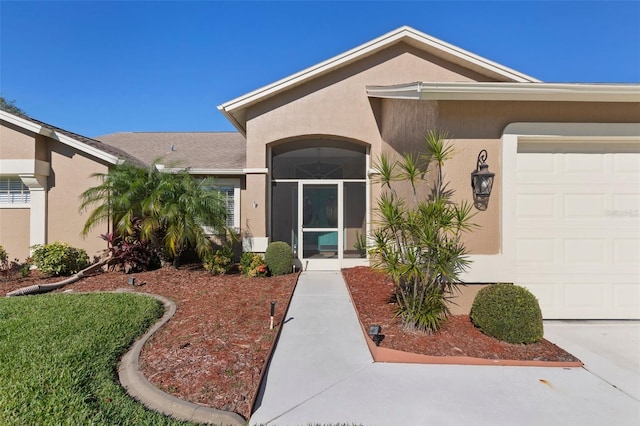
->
(299, 182, 342, 270)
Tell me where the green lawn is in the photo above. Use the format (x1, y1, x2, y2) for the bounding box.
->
(0, 292, 197, 425)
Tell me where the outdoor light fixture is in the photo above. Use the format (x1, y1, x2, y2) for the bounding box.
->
(270, 301, 276, 330)
(128, 277, 136, 286)
(471, 149, 495, 211)
(368, 324, 384, 346)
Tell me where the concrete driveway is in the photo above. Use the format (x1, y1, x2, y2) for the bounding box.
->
(543, 320, 640, 401)
(250, 272, 640, 426)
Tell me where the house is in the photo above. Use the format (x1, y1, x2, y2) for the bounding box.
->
(1, 26, 638, 319)
(0, 112, 144, 261)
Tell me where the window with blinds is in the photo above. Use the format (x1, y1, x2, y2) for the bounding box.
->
(0, 177, 30, 204)
(199, 179, 240, 234)
(217, 185, 235, 228)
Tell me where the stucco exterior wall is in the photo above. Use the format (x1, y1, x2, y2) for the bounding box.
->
(0, 122, 36, 158)
(46, 139, 110, 259)
(2, 117, 115, 261)
(241, 173, 268, 245)
(243, 43, 498, 246)
(376, 98, 640, 254)
(0, 209, 30, 260)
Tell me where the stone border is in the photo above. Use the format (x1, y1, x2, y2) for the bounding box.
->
(115, 289, 245, 425)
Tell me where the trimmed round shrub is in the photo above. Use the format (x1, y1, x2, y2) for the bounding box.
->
(31, 242, 89, 276)
(264, 241, 293, 276)
(470, 283, 543, 344)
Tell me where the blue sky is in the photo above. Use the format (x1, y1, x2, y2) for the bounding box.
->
(1, 1, 639, 137)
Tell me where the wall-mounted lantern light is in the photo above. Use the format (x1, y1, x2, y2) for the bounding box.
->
(471, 149, 495, 211)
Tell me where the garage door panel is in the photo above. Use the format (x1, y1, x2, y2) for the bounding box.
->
(613, 193, 640, 211)
(563, 282, 607, 309)
(613, 153, 640, 173)
(613, 239, 640, 264)
(563, 154, 605, 174)
(613, 282, 640, 309)
(564, 193, 607, 218)
(517, 153, 554, 172)
(516, 194, 555, 218)
(564, 239, 606, 264)
(516, 146, 639, 319)
(516, 238, 556, 263)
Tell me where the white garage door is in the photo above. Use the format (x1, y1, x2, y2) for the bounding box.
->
(516, 141, 640, 319)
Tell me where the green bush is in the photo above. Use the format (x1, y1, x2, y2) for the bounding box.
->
(203, 244, 234, 275)
(264, 241, 293, 276)
(0, 245, 8, 271)
(30, 242, 90, 276)
(239, 252, 267, 278)
(470, 283, 543, 344)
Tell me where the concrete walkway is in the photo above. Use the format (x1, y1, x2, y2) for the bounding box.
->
(250, 271, 640, 426)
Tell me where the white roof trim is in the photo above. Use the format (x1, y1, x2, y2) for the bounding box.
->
(1, 110, 43, 133)
(367, 82, 640, 102)
(156, 167, 266, 175)
(218, 26, 539, 134)
(54, 132, 121, 164)
(1, 110, 121, 165)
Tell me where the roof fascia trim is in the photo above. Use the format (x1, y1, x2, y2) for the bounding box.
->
(367, 82, 640, 102)
(156, 167, 265, 175)
(217, 26, 539, 122)
(53, 132, 120, 164)
(1, 110, 43, 133)
(1, 110, 121, 165)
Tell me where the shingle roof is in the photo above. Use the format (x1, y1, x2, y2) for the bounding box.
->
(1, 111, 146, 167)
(96, 132, 246, 170)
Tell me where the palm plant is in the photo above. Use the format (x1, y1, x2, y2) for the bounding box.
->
(80, 163, 229, 268)
(370, 130, 477, 333)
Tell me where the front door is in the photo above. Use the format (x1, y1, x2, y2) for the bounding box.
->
(299, 182, 341, 270)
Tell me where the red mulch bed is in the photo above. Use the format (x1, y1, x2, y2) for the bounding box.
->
(2, 266, 298, 421)
(2, 264, 578, 420)
(343, 266, 579, 363)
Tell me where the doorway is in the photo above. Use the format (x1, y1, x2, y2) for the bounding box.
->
(270, 139, 368, 270)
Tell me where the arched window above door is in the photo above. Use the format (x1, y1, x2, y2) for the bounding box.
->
(271, 139, 366, 180)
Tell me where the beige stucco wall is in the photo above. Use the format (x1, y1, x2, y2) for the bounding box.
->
(239, 41, 639, 257)
(0, 209, 30, 260)
(243, 43, 498, 245)
(46, 139, 110, 259)
(241, 173, 268, 240)
(0, 122, 36, 158)
(1, 119, 113, 261)
(377, 99, 639, 254)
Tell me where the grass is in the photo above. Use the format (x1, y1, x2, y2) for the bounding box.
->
(0, 292, 197, 425)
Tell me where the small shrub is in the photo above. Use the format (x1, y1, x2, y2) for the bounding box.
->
(101, 232, 157, 273)
(30, 242, 89, 276)
(203, 244, 234, 275)
(470, 283, 543, 344)
(264, 241, 293, 276)
(0, 245, 8, 271)
(14, 257, 33, 278)
(394, 285, 451, 334)
(239, 252, 267, 278)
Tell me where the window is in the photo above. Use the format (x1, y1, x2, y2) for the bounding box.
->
(217, 185, 236, 228)
(200, 178, 240, 233)
(0, 177, 30, 205)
